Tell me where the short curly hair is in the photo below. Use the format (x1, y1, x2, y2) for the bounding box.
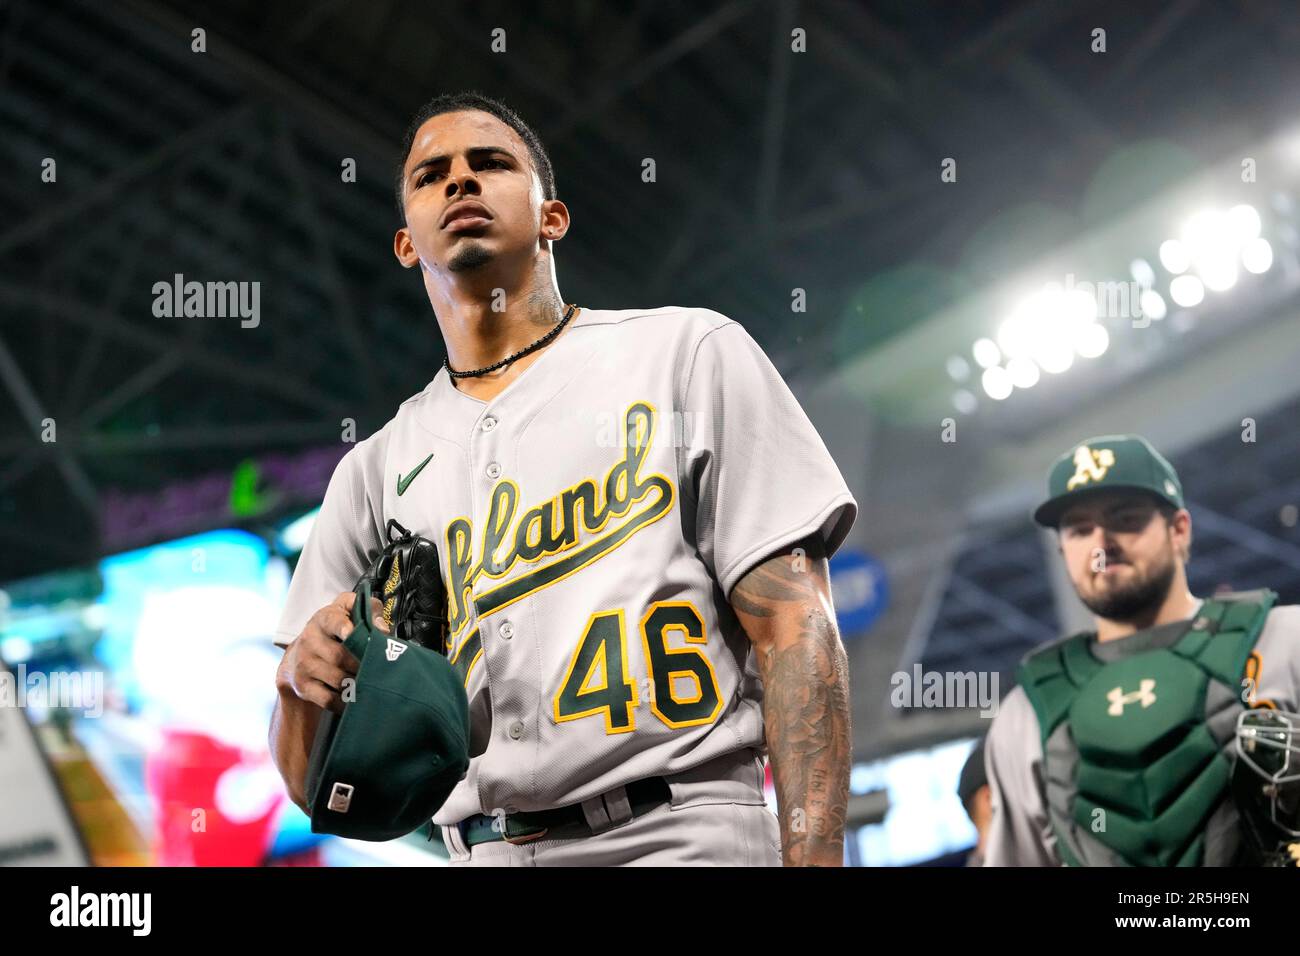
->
(393, 90, 556, 223)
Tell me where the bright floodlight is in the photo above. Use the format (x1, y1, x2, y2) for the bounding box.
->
(1226, 204, 1262, 242)
(981, 366, 1013, 400)
(1199, 254, 1239, 292)
(952, 389, 977, 415)
(1159, 238, 1190, 274)
(996, 311, 1032, 360)
(1035, 339, 1074, 374)
(1075, 323, 1109, 359)
(1006, 357, 1040, 389)
(1242, 237, 1274, 274)
(1139, 289, 1167, 321)
(1169, 274, 1205, 307)
(946, 355, 970, 382)
(1182, 209, 1225, 254)
(1130, 258, 1156, 288)
(1180, 209, 1239, 292)
(1063, 288, 1098, 325)
(972, 337, 1001, 369)
(993, 284, 1084, 375)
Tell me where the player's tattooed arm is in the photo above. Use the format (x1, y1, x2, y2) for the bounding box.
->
(730, 532, 850, 867)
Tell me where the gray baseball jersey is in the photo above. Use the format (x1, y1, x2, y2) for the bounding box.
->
(984, 601, 1300, 866)
(273, 305, 858, 831)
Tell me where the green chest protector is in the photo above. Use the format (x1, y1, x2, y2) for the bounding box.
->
(1017, 590, 1276, 866)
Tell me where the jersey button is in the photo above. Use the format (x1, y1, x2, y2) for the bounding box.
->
(499, 621, 514, 640)
(508, 721, 525, 740)
(486, 462, 502, 479)
(481, 416, 497, 431)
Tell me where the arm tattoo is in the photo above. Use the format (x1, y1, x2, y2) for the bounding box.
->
(731, 534, 851, 866)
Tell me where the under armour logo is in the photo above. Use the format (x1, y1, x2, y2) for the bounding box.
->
(1066, 445, 1116, 490)
(1107, 679, 1156, 715)
(385, 638, 408, 662)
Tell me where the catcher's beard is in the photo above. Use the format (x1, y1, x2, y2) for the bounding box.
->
(447, 239, 494, 272)
(1076, 546, 1178, 622)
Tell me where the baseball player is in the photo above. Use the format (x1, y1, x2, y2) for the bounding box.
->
(269, 91, 859, 866)
(984, 434, 1300, 866)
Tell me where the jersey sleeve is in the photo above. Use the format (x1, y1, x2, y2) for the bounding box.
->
(983, 686, 1062, 866)
(677, 319, 858, 600)
(272, 444, 386, 648)
(1254, 604, 1300, 711)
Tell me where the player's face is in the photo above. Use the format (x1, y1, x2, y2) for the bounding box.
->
(1057, 492, 1185, 621)
(394, 111, 547, 275)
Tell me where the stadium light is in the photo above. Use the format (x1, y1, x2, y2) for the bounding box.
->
(1242, 237, 1274, 274)
(1139, 289, 1167, 321)
(1169, 274, 1205, 307)
(972, 337, 1001, 369)
(1226, 204, 1262, 242)
(981, 366, 1012, 400)
(1159, 238, 1191, 274)
(1129, 258, 1156, 288)
(1074, 323, 1109, 359)
(1006, 356, 1040, 389)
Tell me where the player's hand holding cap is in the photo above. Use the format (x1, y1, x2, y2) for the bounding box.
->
(303, 524, 470, 842)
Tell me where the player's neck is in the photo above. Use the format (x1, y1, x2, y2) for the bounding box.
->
(434, 284, 569, 381)
(1094, 582, 1200, 643)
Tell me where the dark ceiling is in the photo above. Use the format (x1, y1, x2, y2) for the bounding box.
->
(3, 0, 1300, 579)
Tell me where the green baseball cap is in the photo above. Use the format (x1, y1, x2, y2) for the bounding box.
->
(304, 578, 471, 842)
(1032, 434, 1185, 529)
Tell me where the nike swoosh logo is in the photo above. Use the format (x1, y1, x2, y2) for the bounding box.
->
(397, 453, 434, 496)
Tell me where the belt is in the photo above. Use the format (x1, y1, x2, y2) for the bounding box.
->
(457, 776, 671, 848)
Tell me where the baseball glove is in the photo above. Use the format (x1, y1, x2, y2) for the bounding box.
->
(360, 519, 450, 656)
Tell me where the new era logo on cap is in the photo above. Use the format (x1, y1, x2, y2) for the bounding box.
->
(385, 638, 408, 662)
(328, 782, 354, 813)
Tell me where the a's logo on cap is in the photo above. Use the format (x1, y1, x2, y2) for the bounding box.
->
(1066, 445, 1116, 490)
(1164, 479, 1178, 497)
(1106, 679, 1157, 716)
(328, 782, 354, 813)
(385, 639, 408, 662)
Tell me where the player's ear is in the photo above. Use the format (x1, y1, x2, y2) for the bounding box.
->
(1173, 509, 1192, 561)
(539, 198, 570, 243)
(393, 226, 418, 268)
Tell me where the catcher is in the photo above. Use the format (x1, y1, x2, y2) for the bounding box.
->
(984, 434, 1300, 866)
(269, 91, 858, 865)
